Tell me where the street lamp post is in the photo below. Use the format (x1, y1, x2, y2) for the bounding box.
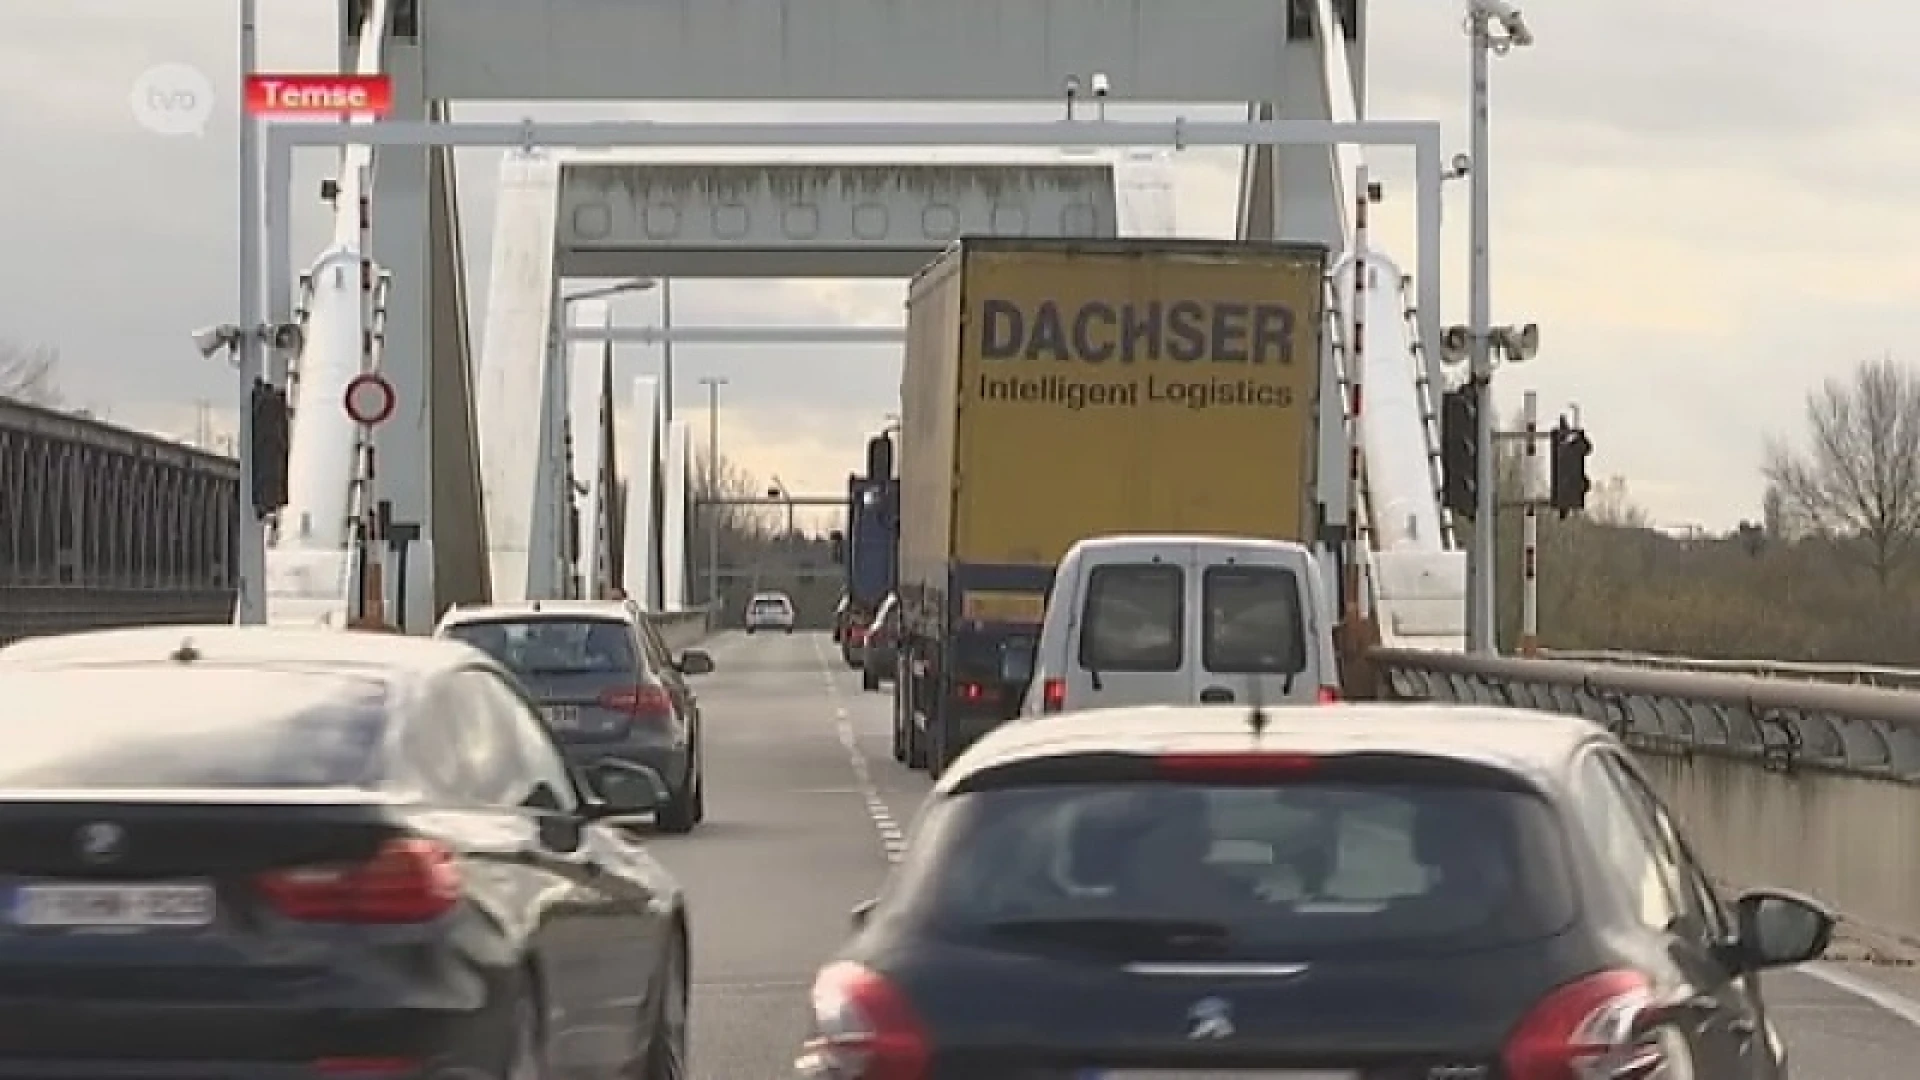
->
(698, 375, 728, 616)
(1463, 0, 1533, 654)
(235, 0, 264, 624)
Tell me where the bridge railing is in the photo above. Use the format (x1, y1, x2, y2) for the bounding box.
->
(646, 606, 714, 652)
(1371, 647, 1920, 948)
(1542, 648, 1920, 691)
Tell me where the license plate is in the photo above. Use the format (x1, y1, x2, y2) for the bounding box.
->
(12, 882, 215, 928)
(542, 705, 582, 730)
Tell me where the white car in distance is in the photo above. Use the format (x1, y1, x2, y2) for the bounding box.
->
(744, 592, 796, 634)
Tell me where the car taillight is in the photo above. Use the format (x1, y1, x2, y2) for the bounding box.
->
(1503, 969, 1676, 1080)
(956, 681, 987, 703)
(795, 962, 930, 1080)
(1155, 751, 1318, 779)
(850, 626, 869, 645)
(600, 684, 675, 724)
(1317, 686, 1341, 703)
(256, 836, 460, 923)
(1041, 677, 1066, 713)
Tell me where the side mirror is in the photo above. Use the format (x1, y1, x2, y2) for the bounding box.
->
(1731, 889, 1835, 971)
(850, 897, 877, 929)
(584, 760, 669, 817)
(676, 649, 715, 676)
(829, 530, 846, 564)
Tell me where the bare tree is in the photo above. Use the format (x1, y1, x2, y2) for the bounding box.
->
(0, 340, 60, 405)
(1763, 355, 1920, 588)
(1586, 476, 1650, 529)
(690, 448, 770, 543)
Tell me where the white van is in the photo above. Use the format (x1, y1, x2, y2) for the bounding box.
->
(1019, 534, 1340, 716)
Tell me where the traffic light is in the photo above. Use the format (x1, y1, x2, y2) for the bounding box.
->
(249, 378, 290, 520)
(1549, 418, 1593, 518)
(1439, 383, 1479, 520)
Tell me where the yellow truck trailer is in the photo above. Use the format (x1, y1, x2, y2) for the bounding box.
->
(894, 236, 1330, 772)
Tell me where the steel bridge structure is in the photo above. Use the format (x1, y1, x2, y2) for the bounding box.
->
(0, 397, 237, 643)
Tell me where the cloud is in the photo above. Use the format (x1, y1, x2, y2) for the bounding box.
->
(4, 0, 1918, 544)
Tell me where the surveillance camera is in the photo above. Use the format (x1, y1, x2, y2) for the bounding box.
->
(1090, 72, 1110, 98)
(191, 324, 234, 360)
(1513, 322, 1540, 360)
(268, 322, 305, 354)
(1450, 152, 1472, 176)
(1063, 75, 1081, 97)
(1468, 0, 1532, 42)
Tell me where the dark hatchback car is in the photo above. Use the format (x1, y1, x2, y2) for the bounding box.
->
(0, 625, 690, 1079)
(437, 600, 713, 834)
(798, 704, 1831, 1080)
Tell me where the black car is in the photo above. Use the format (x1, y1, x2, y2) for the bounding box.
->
(437, 600, 713, 833)
(798, 703, 1832, 1079)
(0, 624, 689, 1079)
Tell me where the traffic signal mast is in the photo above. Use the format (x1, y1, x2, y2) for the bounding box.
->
(1435, 386, 1593, 653)
(1549, 416, 1593, 517)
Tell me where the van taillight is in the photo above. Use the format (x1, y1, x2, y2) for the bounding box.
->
(1503, 969, 1675, 1080)
(600, 685, 675, 725)
(1317, 686, 1341, 704)
(256, 837, 460, 923)
(1041, 678, 1066, 713)
(795, 962, 930, 1080)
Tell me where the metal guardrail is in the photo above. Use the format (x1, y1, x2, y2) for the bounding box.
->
(1543, 648, 1920, 691)
(1371, 648, 1920, 781)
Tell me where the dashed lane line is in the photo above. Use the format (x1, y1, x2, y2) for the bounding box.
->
(809, 635, 906, 864)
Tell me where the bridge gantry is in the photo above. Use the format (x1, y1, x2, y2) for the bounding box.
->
(326, 0, 1359, 629)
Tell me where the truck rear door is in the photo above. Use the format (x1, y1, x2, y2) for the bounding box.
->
(1193, 545, 1327, 707)
(1063, 542, 1198, 708)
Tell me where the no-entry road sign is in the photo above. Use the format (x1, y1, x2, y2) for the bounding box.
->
(343, 372, 396, 426)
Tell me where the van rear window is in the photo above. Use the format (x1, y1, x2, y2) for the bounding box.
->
(1079, 564, 1183, 672)
(1203, 566, 1307, 674)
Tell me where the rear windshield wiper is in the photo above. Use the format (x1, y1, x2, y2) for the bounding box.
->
(982, 916, 1234, 954)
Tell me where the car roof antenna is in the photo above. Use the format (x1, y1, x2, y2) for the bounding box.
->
(170, 637, 201, 664)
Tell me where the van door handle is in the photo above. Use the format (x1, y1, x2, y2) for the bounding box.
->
(1200, 687, 1235, 703)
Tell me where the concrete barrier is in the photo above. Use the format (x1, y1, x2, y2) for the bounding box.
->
(0, 586, 237, 646)
(1373, 647, 1920, 949)
(647, 607, 714, 652)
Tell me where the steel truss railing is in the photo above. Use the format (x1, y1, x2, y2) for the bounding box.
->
(1373, 648, 1920, 781)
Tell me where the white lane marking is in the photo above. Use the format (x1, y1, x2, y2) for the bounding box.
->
(810, 634, 905, 864)
(1801, 962, 1920, 1028)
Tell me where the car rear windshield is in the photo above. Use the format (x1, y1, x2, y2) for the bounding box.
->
(1203, 565, 1307, 674)
(1079, 563, 1184, 672)
(890, 775, 1575, 960)
(0, 669, 388, 789)
(443, 617, 640, 678)
(751, 597, 790, 611)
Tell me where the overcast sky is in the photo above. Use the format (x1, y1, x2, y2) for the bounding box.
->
(5, 0, 1916, 534)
